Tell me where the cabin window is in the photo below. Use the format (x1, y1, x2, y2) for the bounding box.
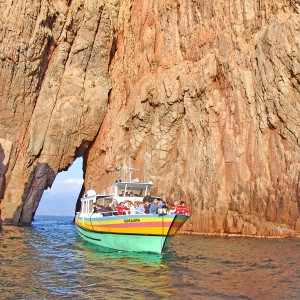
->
(124, 189, 143, 197)
(81, 200, 86, 213)
(88, 200, 93, 213)
(95, 197, 105, 206)
(81, 199, 94, 213)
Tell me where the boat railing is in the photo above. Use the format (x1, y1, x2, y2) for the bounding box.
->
(91, 209, 146, 217)
(81, 209, 189, 217)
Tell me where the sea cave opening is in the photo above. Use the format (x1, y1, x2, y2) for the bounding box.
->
(35, 157, 84, 217)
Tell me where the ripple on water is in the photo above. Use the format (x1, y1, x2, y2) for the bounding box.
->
(0, 216, 300, 299)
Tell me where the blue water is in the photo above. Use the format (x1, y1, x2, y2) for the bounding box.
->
(0, 216, 299, 299)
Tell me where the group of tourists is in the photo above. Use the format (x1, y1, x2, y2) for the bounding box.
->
(93, 191, 190, 216)
(141, 192, 190, 215)
(92, 203, 113, 216)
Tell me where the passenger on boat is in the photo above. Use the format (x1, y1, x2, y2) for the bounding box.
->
(169, 200, 179, 214)
(93, 203, 99, 213)
(117, 202, 126, 215)
(128, 202, 135, 215)
(125, 202, 131, 214)
(143, 191, 152, 203)
(105, 205, 113, 216)
(144, 201, 150, 214)
(100, 205, 107, 214)
(133, 201, 139, 212)
(149, 198, 158, 214)
(176, 201, 190, 215)
(119, 190, 125, 197)
(163, 201, 170, 211)
(111, 199, 118, 215)
(134, 201, 145, 214)
(129, 192, 134, 197)
(158, 199, 166, 209)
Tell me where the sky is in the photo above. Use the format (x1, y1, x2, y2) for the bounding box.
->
(36, 157, 84, 216)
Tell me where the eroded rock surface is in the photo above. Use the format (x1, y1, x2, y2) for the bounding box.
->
(0, 0, 299, 235)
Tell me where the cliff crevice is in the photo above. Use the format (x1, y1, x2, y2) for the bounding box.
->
(0, 0, 299, 235)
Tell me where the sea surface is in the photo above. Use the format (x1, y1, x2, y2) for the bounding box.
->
(0, 216, 299, 300)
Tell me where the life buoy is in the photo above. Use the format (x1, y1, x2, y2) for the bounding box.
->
(123, 199, 133, 206)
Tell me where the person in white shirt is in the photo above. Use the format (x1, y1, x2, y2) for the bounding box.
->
(128, 202, 135, 215)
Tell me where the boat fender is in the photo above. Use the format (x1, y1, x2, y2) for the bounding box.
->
(158, 208, 167, 215)
(123, 199, 133, 207)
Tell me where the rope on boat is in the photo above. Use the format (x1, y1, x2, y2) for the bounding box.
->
(161, 213, 165, 253)
(90, 213, 95, 231)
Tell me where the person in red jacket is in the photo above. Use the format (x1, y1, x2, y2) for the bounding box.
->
(117, 202, 126, 215)
(176, 201, 190, 215)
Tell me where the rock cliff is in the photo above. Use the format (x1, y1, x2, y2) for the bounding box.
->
(0, 0, 299, 235)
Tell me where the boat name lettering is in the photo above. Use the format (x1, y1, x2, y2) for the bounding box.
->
(124, 218, 140, 223)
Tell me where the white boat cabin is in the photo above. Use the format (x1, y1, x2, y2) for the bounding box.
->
(110, 180, 154, 202)
(80, 180, 154, 214)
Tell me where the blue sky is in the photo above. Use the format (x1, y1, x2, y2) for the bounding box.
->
(36, 157, 84, 216)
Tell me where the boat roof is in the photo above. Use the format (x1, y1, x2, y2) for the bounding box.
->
(81, 181, 154, 201)
(83, 193, 113, 199)
(113, 181, 154, 190)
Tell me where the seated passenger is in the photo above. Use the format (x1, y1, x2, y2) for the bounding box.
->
(124, 203, 130, 214)
(129, 192, 134, 197)
(119, 191, 125, 197)
(164, 201, 171, 211)
(133, 201, 138, 213)
(149, 198, 158, 214)
(117, 202, 126, 215)
(105, 205, 113, 216)
(100, 205, 107, 216)
(144, 201, 150, 214)
(176, 201, 190, 215)
(93, 203, 99, 213)
(128, 202, 135, 215)
(158, 199, 166, 208)
(134, 202, 145, 214)
(169, 200, 178, 214)
(138, 203, 145, 214)
(111, 199, 118, 212)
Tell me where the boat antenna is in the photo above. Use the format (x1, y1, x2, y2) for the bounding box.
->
(143, 153, 146, 182)
(127, 156, 140, 181)
(128, 156, 131, 181)
(122, 145, 127, 181)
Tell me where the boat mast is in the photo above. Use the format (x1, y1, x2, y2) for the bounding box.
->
(128, 155, 131, 181)
(143, 153, 146, 182)
(122, 145, 127, 181)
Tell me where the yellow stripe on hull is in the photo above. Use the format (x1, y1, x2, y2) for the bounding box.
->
(76, 223, 171, 235)
(75, 214, 188, 236)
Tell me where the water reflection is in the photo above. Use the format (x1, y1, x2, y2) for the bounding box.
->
(0, 226, 53, 299)
(75, 240, 174, 299)
(0, 216, 300, 300)
(168, 235, 300, 299)
(80, 240, 164, 267)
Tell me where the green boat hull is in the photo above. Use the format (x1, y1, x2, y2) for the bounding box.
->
(76, 225, 174, 254)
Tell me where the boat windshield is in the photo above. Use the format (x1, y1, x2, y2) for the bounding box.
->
(114, 181, 153, 197)
(80, 194, 112, 214)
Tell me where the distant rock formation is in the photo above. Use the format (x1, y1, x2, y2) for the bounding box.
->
(0, 1, 299, 235)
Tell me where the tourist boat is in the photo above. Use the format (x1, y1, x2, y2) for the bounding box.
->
(75, 179, 190, 254)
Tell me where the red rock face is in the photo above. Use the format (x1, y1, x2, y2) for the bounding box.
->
(0, 1, 299, 235)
